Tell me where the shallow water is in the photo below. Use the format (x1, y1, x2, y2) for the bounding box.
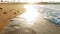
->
(1, 5, 60, 34)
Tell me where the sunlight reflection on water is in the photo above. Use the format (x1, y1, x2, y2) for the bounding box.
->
(20, 4, 41, 26)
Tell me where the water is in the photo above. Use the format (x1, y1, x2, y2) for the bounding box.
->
(1, 4, 60, 34)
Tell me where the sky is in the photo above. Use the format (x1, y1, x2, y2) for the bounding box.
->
(20, 0, 60, 2)
(1, 0, 60, 2)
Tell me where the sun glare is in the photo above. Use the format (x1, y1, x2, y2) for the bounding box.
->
(20, 4, 39, 26)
